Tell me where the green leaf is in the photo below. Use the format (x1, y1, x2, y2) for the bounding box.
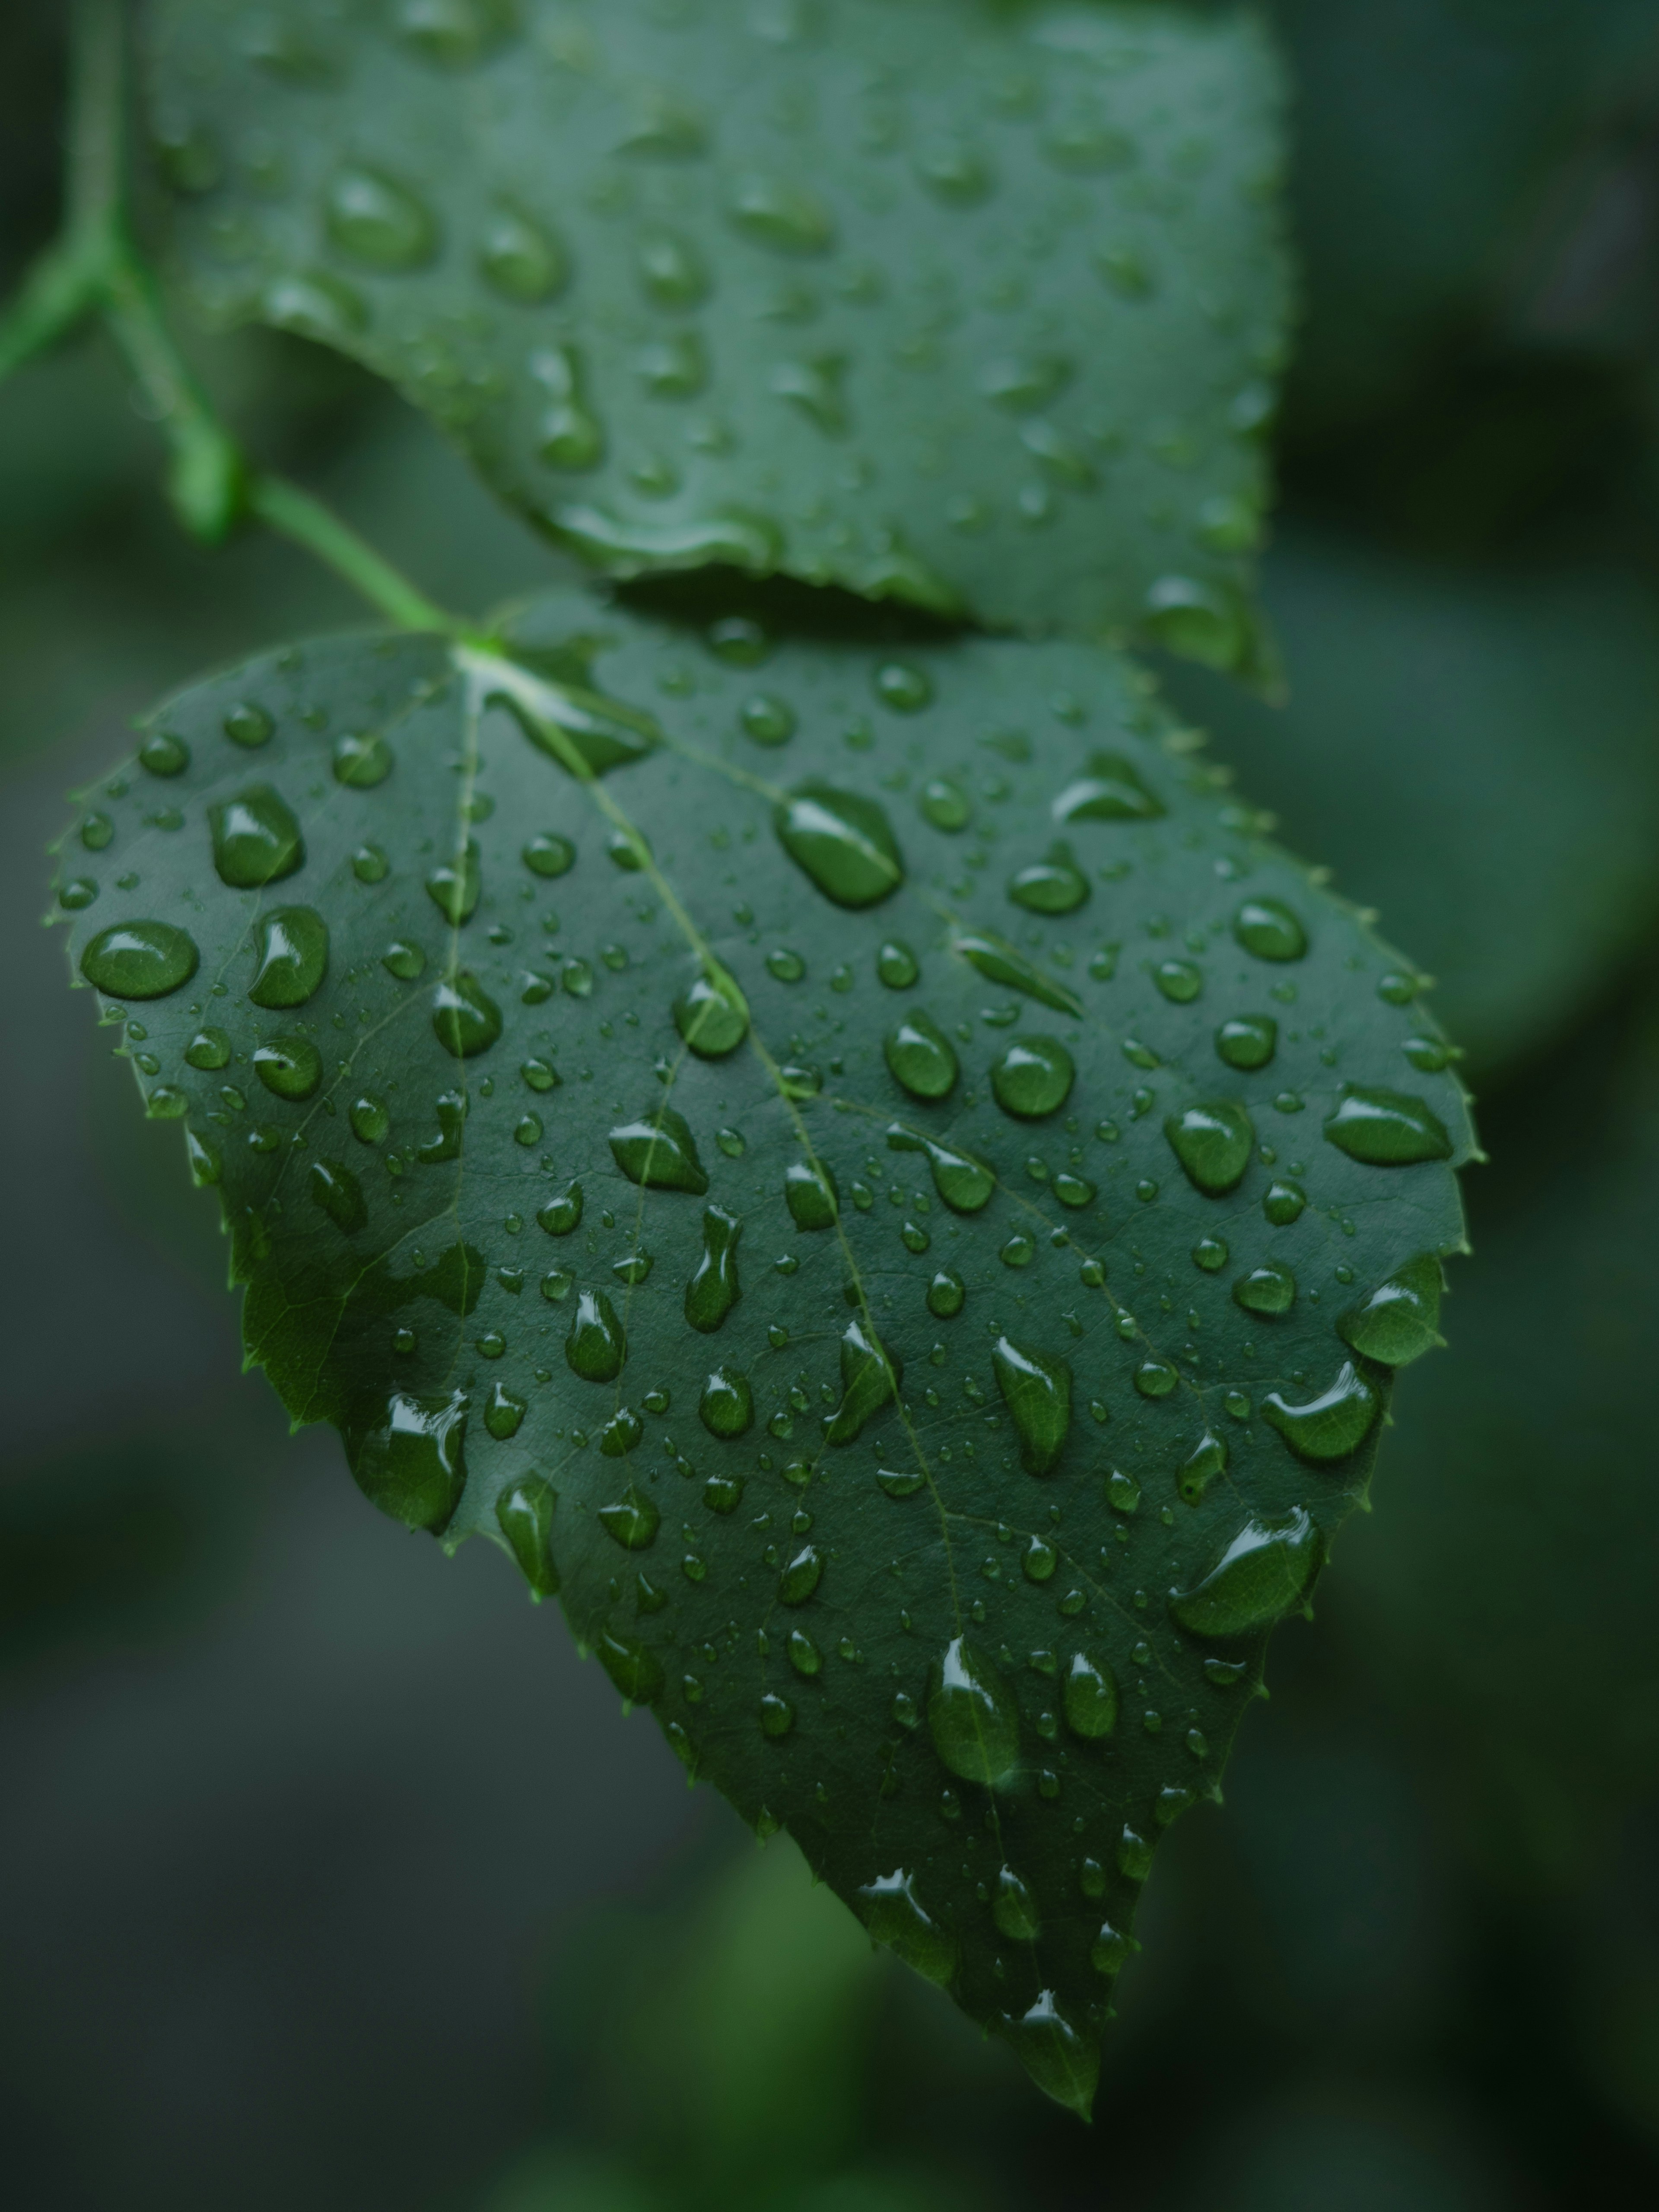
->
(143, 0, 1289, 658)
(52, 584, 1471, 2110)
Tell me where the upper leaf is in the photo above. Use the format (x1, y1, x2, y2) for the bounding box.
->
(142, 0, 1289, 660)
(51, 585, 1470, 2110)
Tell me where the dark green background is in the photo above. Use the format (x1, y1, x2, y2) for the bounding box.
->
(6, 2, 1659, 2205)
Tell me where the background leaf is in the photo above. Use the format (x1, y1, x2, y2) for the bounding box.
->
(51, 581, 1470, 2106)
(143, 0, 1289, 657)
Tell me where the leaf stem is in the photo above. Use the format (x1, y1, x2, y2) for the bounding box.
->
(246, 475, 459, 634)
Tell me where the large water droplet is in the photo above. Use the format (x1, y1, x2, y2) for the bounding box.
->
(223, 701, 273, 748)
(727, 173, 834, 254)
(325, 164, 438, 269)
(992, 1864, 1038, 1941)
(1063, 1651, 1118, 1739)
(1179, 1431, 1227, 1506)
(884, 1010, 957, 1100)
(877, 940, 919, 989)
(785, 1159, 838, 1230)
(887, 1122, 995, 1212)
(1262, 1361, 1380, 1461)
(775, 782, 904, 908)
(685, 1204, 743, 1332)
(497, 1474, 559, 1598)
(538, 1182, 582, 1234)
(334, 730, 393, 787)
(1169, 1508, 1320, 1637)
(566, 1289, 626, 1381)
(954, 931, 1083, 1017)
(599, 1487, 660, 1551)
(346, 1389, 467, 1531)
(1003, 1992, 1098, 2119)
(1164, 1100, 1253, 1195)
(856, 1870, 957, 1986)
(1233, 897, 1306, 961)
(674, 963, 749, 1057)
(531, 344, 606, 470)
(523, 832, 575, 879)
(308, 1158, 367, 1233)
(778, 1543, 823, 1605)
(1052, 752, 1163, 823)
(248, 907, 329, 1008)
(432, 970, 502, 1056)
(1324, 1087, 1452, 1166)
(1233, 1258, 1295, 1317)
(822, 1319, 899, 1444)
(80, 920, 199, 999)
(210, 786, 305, 887)
(139, 730, 188, 777)
(597, 1632, 663, 1707)
(1338, 1254, 1443, 1365)
(699, 1366, 754, 1438)
(426, 838, 481, 924)
(1216, 1013, 1276, 1071)
(928, 1637, 1020, 1786)
(1008, 842, 1089, 915)
(478, 201, 566, 302)
(992, 1336, 1072, 1475)
(254, 1034, 322, 1100)
(991, 1036, 1074, 1120)
(610, 1106, 709, 1192)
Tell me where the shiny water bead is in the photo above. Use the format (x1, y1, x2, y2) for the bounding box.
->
(954, 931, 1083, 1017)
(1170, 1507, 1320, 1638)
(874, 661, 932, 712)
(598, 1488, 660, 1550)
(638, 228, 709, 307)
(1135, 1357, 1178, 1399)
(308, 1158, 366, 1233)
(497, 1475, 559, 1598)
(877, 1467, 925, 1498)
(758, 1692, 795, 1739)
(674, 966, 750, 1058)
(1091, 1922, 1134, 1977)
(1007, 844, 1089, 915)
(1213, 1013, 1277, 1070)
(822, 1319, 899, 1445)
(79, 811, 115, 851)
(1164, 1100, 1253, 1195)
(566, 1288, 626, 1381)
(927, 1270, 965, 1319)
(609, 1107, 708, 1192)
(138, 730, 189, 777)
(58, 879, 97, 910)
(1261, 1361, 1379, 1461)
(349, 1093, 389, 1144)
(779, 1543, 823, 1605)
(325, 163, 438, 269)
(1233, 1258, 1296, 1317)
(887, 1123, 995, 1213)
(1179, 1431, 1227, 1506)
(347, 1389, 467, 1533)
(1154, 959, 1202, 1004)
(1063, 1652, 1118, 1739)
(699, 1366, 754, 1438)
(223, 701, 273, 748)
(1192, 1236, 1228, 1272)
(432, 970, 502, 1056)
(533, 343, 605, 469)
(521, 1058, 559, 1093)
(253, 1035, 322, 1100)
(477, 202, 566, 302)
(81, 919, 199, 999)
(1052, 1172, 1095, 1209)
(333, 729, 393, 787)
(785, 1159, 838, 1230)
(919, 777, 971, 831)
(1233, 896, 1307, 961)
(1262, 1179, 1305, 1225)
(927, 1636, 1020, 1786)
(685, 1204, 743, 1332)
(426, 839, 481, 924)
(857, 1871, 957, 1986)
(706, 613, 768, 664)
(1051, 751, 1163, 823)
(727, 172, 835, 254)
(787, 1629, 822, 1678)
(382, 941, 426, 981)
(774, 782, 904, 907)
(597, 1633, 663, 1706)
(766, 947, 806, 982)
(1338, 1254, 1443, 1366)
(884, 1010, 958, 1100)
(992, 1336, 1072, 1475)
(877, 940, 919, 989)
(484, 1383, 527, 1441)
(1004, 1993, 1097, 2122)
(247, 907, 329, 1008)
(741, 693, 795, 745)
(523, 831, 575, 877)
(353, 843, 388, 883)
(1324, 1086, 1452, 1165)
(183, 1026, 230, 1071)
(992, 1865, 1039, 1942)
(538, 1182, 583, 1234)
(1106, 1468, 1141, 1514)
(991, 1035, 1074, 1119)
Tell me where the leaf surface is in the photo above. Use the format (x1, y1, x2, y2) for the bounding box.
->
(143, 0, 1288, 659)
(52, 585, 1471, 2109)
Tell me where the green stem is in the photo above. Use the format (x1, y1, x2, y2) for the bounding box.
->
(248, 476, 459, 634)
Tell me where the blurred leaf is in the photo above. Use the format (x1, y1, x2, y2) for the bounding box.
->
(143, 0, 1289, 655)
(53, 583, 1470, 2110)
(1157, 524, 1659, 1079)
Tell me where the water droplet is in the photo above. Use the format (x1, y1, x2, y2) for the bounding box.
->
(823, 1319, 899, 1444)
(857, 1869, 957, 1985)
(308, 1158, 366, 1233)
(1090, 1921, 1134, 1978)
(497, 1475, 558, 1597)
(599, 1488, 660, 1550)
(1192, 1236, 1228, 1273)
(566, 1289, 626, 1382)
(538, 1182, 582, 1234)
(739, 692, 796, 747)
(182, 1027, 229, 1071)
(928, 1637, 1020, 1786)
(244, 907, 328, 1010)
(223, 701, 273, 748)
(877, 1467, 925, 1500)
(139, 730, 188, 778)
(432, 970, 502, 1056)
(785, 1627, 822, 1678)
(333, 730, 393, 787)
(1143, 575, 1247, 667)
(209, 786, 305, 888)
(1063, 1652, 1118, 1738)
(1170, 1507, 1320, 1637)
(887, 1122, 995, 1213)
(727, 173, 834, 254)
(1164, 1100, 1253, 1196)
(915, 135, 995, 204)
(1233, 897, 1306, 962)
(1262, 1179, 1305, 1226)
(1052, 752, 1163, 824)
(523, 832, 575, 879)
(1217, 1014, 1276, 1071)
(1338, 1253, 1443, 1366)
(1004, 1992, 1097, 2119)
(253, 1034, 321, 1100)
(325, 163, 438, 269)
(775, 782, 904, 907)
(991, 1864, 1039, 1942)
(919, 777, 970, 831)
(699, 1366, 753, 1438)
(353, 843, 388, 883)
(426, 838, 481, 924)
(1233, 1259, 1295, 1317)
(1178, 1431, 1227, 1506)
(1324, 1087, 1452, 1166)
(953, 931, 1083, 1017)
(685, 1204, 743, 1332)
(779, 1542, 823, 1605)
(758, 1691, 796, 1738)
(531, 343, 606, 470)
(927, 1270, 965, 1318)
(1106, 1469, 1141, 1515)
(1154, 958, 1201, 1004)
(379, 940, 423, 982)
(610, 1106, 708, 1192)
(673, 963, 749, 1058)
(80, 920, 199, 999)
(785, 1159, 838, 1230)
(991, 1035, 1074, 1120)
(992, 1337, 1072, 1475)
(484, 1382, 526, 1440)
(478, 201, 566, 302)
(598, 1632, 663, 1707)
(877, 940, 919, 989)
(637, 227, 709, 306)
(1134, 1358, 1178, 1399)
(884, 1010, 957, 1100)
(1008, 843, 1089, 915)
(1261, 1361, 1379, 1461)
(346, 1389, 467, 1531)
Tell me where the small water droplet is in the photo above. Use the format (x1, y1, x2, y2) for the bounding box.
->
(210, 786, 305, 887)
(599, 1487, 660, 1550)
(1217, 1013, 1276, 1070)
(685, 1204, 743, 1332)
(1233, 1259, 1295, 1317)
(223, 701, 273, 748)
(1008, 843, 1089, 915)
(566, 1289, 627, 1382)
(325, 163, 438, 269)
(497, 1475, 558, 1597)
(928, 1637, 1020, 1785)
(432, 970, 502, 1056)
(1164, 1100, 1253, 1195)
(598, 1633, 663, 1707)
(1324, 1087, 1452, 1166)
(699, 1366, 754, 1438)
(1233, 897, 1306, 962)
(927, 1269, 965, 1318)
(919, 776, 970, 831)
(333, 730, 393, 787)
(426, 839, 481, 924)
(1063, 1651, 1118, 1739)
(523, 831, 575, 878)
(1052, 752, 1162, 823)
(785, 1159, 838, 1230)
(822, 1319, 899, 1444)
(1262, 1179, 1305, 1225)
(139, 731, 189, 778)
(992, 1337, 1072, 1475)
(887, 1122, 995, 1213)
(991, 1035, 1074, 1120)
(478, 201, 566, 301)
(884, 1009, 958, 1100)
(727, 173, 834, 254)
(610, 1106, 709, 1192)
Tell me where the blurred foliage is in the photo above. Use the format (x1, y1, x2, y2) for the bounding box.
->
(6, 0, 1659, 2205)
